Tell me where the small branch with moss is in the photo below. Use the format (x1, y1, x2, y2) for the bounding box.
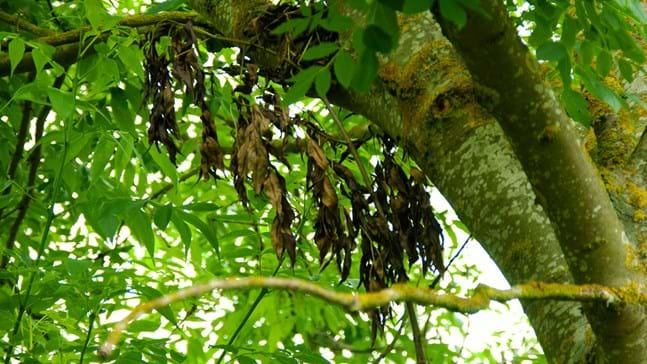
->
(0, 12, 210, 76)
(99, 276, 646, 358)
(0, 10, 55, 36)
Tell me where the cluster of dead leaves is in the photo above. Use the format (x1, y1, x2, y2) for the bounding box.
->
(142, 20, 445, 335)
(305, 132, 445, 334)
(231, 86, 297, 263)
(143, 21, 223, 175)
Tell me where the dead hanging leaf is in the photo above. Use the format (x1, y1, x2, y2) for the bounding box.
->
(306, 137, 329, 169)
(143, 21, 225, 173)
(265, 170, 296, 264)
(199, 109, 224, 180)
(321, 176, 337, 208)
(236, 122, 269, 194)
(263, 172, 284, 215)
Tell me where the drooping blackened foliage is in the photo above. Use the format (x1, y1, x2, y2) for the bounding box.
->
(142, 12, 445, 337)
(329, 138, 445, 336)
(143, 21, 224, 174)
(143, 23, 179, 164)
(230, 83, 298, 263)
(306, 134, 355, 281)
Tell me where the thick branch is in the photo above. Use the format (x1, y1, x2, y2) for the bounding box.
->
(435, 0, 647, 361)
(99, 276, 645, 359)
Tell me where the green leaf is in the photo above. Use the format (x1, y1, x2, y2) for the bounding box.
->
(87, 208, 120, 240)
(622, 0, 647, 23)
(596, 50, 612, 77)
(321, 13, 353, 32)
(110, 87, 135, 133)
(126, 207, 156, 258)
(351, 51, 378, 92)
(177, 210, 219, 256)
(149, 146, 179, 184)
(8, 38, 25, 76)
(561, 89, 590, 126)
(314, 69, 331, 97)
(363, 25, 393, 53)
(47, 87, 75, 120)
(235, 356, 257, 364)
(139, 286, 178, 325)
(154, 203, 173, 230)
(117, 44, 144, 81)
(557, 57, 572, 87)
(171, 211, 192, 254)
(302, 42, 338, 61)
(283, 66, 321, 105)
(536, 41, 567, 61)
(560, 15, 578, 49)
(578, 40, 597, 65)
(146, 0, 184, 13)
(379, 0, 404, 11)
(333, 50, 355, 88)
(31, 44, 55, 74)
(617, 58, 634, 82)
(271, 18, 309, 35)
(90, 137, 115, 181)
(84, 0, 114, 29)
(576, 66, 622, 112)
(439, 0, 467, 28)
(402, 0, 434, 14)
(129, 318, 161, 333)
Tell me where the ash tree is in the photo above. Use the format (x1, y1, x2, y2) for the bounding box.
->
(0, 0, 646, 363)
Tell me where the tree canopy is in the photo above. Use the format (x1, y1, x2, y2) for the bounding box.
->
(0, 0, 646, 363)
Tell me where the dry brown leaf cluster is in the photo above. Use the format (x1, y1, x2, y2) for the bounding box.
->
(142, 19, 445, 335)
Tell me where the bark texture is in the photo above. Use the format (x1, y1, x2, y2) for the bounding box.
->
(435, 0, 647, 361)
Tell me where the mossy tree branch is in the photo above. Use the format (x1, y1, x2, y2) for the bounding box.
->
(0, 10, 55, 36)
(99, 276, 646, 359)
(0, 11, 210, 76)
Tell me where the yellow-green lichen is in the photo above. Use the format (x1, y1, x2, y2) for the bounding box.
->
(627, 182, 647, 209)
(626, 240, 647, 275)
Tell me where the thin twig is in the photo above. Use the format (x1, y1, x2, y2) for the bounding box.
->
(148, 168, 200, 200)
(310, 331, 381, 354)
(373, 312, 408, 363)
(79, 310, 97, 364)
(430, 235, 471, 288)
(3, 73, 68, 364)
(0, 73, 34, 223)
(214, 259, 284, 364)
(45, 0, 64, 30)
(0, 74, 65, 271)
(407, 302, 428, 364)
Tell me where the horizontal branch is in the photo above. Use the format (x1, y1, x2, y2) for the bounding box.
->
(0, 11, 207, 77)
(99, 276, 646, 358)
(36, 11, 201, 47)
(0, 10, 55, 36)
